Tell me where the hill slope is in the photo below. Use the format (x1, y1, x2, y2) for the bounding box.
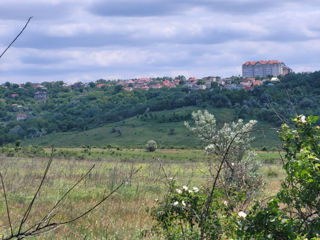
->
(23, 107, 280, 149)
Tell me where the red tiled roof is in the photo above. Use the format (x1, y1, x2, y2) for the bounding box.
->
(243, 60, 283, 66)
(253, 80, 262, 86)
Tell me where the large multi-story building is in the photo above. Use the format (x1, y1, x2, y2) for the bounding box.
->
(242, 60, 292, 78)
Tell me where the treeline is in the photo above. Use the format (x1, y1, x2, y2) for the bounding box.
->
(0, 71, 320, 145)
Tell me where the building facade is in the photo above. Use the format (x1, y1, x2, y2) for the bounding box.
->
(242, 60, 292, 78)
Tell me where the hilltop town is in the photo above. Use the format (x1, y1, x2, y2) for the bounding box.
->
(1, 60, 293, 124)
(74, 59, 292, 91)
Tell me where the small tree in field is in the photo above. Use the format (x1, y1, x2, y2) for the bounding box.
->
(146, 140, 157, 152)
(185, 110, 262, 206)
(151, 110, 262, 239)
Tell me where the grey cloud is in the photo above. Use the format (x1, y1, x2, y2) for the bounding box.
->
(89, 0, 296, 17)
(89, 0, 182, 17)
(0, 2, 74, 20)
(263, 31, 318, 43)
(14, 23, 247, 49)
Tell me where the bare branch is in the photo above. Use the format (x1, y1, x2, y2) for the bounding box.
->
(199, 129, 251, 239)
(2, 158, 141, 240)
(0, 172, 13, 237)
(24, 164, 96, 233)
(18, 147, 54, 235)
(0, 17, 32, 60)
(55, 166, 141, 226)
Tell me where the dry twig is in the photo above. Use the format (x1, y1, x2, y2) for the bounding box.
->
(0, 17, 32, 60)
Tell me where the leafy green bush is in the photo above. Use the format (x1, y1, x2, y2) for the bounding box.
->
(238, 115, 320, 239)
(146, 140, 157, 152)
(151, 114, 320, 239)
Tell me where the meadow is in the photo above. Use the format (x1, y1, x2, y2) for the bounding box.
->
(22, 107, 280, 150)
(0, 149, 285, 239)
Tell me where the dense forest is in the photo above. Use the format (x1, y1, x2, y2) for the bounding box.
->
(1, 71, 319, 145)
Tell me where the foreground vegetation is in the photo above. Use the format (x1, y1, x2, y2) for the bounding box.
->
(1, 113, 319, 239)
(0, 151, 284, 239)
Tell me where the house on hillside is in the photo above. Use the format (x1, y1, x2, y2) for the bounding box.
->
(11, 93, 19, 99)
(173, 79, 180, 85)
(253, 80, 262, 86)
(202, 76, 217, 88)
(225, 84, 240, 90)
(96, 83, 105, 88)
(240, 80, 252, 89)
(163, 80, 176, 88)
(124, 87, 133, 92)
(271, 77, 280, 82)
(17, 113, 27, 121)
(150, 83, 162, 89)
(35, 83, 47, 90)
(34, 91, 47, 102)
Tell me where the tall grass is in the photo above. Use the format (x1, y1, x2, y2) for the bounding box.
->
(0, 150, 285, 239)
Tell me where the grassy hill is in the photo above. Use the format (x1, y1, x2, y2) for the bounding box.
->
(23, 106, 280, 149)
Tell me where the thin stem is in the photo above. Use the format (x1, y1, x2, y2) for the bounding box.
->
(0, 172, 13, 237)
(0, 17, 32, 59)
(18, 147, 54, 235)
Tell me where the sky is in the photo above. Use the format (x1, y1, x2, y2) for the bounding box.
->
(0, 0, 320, 83)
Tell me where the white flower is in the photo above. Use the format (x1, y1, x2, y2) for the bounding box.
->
(223, 200, 228, 206)
(188, 190, 193, 193)
(182, 185, 188, 191)
(231, 162, 235, 166)
(173, 201, 179, 206)
(176, 189, 182, 194)
(238, 211, 247, 218)
(193, 187, 199, 192)
(182, 200, 186, 207)
(301, 115, 306, 123)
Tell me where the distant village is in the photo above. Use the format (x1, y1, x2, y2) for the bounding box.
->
(3, 60, 292, 121)
(99, 60, 292, 91)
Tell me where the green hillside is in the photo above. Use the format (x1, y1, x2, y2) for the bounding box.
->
(23, 107, 280, 149)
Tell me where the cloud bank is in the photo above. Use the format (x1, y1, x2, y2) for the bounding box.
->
(0, 0, 319, 83)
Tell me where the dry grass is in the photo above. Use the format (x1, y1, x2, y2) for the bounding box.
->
(0, 154, 285, 239)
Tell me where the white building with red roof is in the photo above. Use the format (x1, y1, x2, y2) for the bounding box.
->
(242, 60, 292, 78)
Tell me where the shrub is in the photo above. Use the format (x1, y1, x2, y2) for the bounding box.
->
(151, 113, 320, 239)
(150, 111, 262, 239)
(238, 115, 320, 239)
(146, 140, 157, 152)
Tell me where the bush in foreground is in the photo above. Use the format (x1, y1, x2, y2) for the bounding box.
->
(151, 114, 320, 239)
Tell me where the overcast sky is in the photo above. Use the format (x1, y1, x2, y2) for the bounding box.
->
(0, 0, 319, 83)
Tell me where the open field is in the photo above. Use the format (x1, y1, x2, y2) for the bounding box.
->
(0, 149, 285, 239)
